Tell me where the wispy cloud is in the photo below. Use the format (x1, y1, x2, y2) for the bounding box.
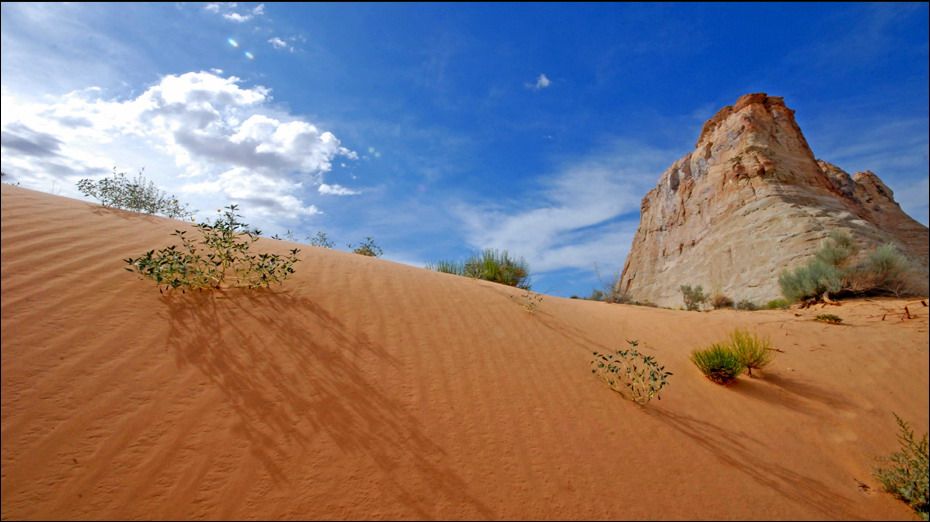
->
(455, 139, 674, 273)
(318, 183, 360, 196)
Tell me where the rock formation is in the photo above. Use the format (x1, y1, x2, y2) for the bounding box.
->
(617, 93, 928, 308)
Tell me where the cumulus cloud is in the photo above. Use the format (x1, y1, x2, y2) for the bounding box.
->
(0, 71, 358, 221)
(268, 37, 288, 49)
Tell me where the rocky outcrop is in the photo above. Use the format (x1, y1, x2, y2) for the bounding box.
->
(617, 93, 928, 308)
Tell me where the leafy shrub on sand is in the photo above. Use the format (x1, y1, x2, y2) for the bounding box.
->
(78, 168, 194, 219)
(591, 340, 672, 405)
(815, 314, 843, 325)
(307, 231, 335, 249)
(125, 205, 299, 291)
(349, 236, 384, 257)
(727, 329, 774, 377)
(765, 299, 790, 310)
(779, 232, 922, 303)
(735, 299, 759, 311)
(710, 293, 734, 309)
(680, 284, 707, 311)
(430, 249, 531, 290)
(874, 414, 929, 520)
(690, 343, 744, 384)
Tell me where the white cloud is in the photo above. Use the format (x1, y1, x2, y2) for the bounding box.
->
(456, 140, 673, 273)
(526, 73, 551, 91)
(318, 183, 360, 196)
(205, 2, 264, 23)
(268, 37, 288, 49)
(1, 71, 358, 224)
(223, 12, 252, 23)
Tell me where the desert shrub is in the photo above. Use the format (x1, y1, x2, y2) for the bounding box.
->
(728, 329, 774, 376)
(815, 314, 843, 324)
(125, 205, 299, 291)
(349, 236, 383, 257)
(591, 340, 672, 405)
(690, 343, 744, 384)
(78, 168, 194, 219)
(431, 249, 531, 289)
(853, 243, 919, 297)
(765, 299, 790, 310)
(779, 232, 922, 302)
(874, 414, 929, 520)
(307, 231, 334, 249)
(680, 284, 707, 311)
(779, 258, 843, 302)
(711, 293, 734, 309)
(735, 299, 759, 311)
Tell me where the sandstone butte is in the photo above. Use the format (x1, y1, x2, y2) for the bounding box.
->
(617, 93, 930, 308)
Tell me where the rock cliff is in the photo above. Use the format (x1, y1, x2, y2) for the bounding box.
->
(617, 93, 928, 307)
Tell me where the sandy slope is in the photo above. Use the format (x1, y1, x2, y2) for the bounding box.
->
(2, 183, 928, 520)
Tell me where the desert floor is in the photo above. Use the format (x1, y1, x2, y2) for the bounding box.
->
(2, 184, 928, 520)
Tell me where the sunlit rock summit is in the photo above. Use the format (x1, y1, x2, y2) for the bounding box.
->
(618, 93, 929, 307)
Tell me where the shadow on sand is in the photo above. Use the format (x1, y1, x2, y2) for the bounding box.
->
(158, 289, 494, 519)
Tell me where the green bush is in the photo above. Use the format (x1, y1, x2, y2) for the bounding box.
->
(728, 329, 774, 376)
(855, 244, 918, 297)
(430, 249, 531, 289)
(681, 284, 707, 311)
(125, 205, 299, 291)
(591, 340, 672, 405)
(78, 168, 194, 219)
(765, 299, 790, 310)
(691, 343, 744, 384)
(349, 236, 383, 257)
(815, 314, 843, 324)
(874, 414, 929, 520)
(779, 232, 922, 302)
(735, 299, 759, 311)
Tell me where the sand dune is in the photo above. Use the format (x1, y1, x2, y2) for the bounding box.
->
(2, 183, 928, 520)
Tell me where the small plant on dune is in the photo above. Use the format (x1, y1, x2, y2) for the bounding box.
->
(680, 284, 707, 311)
(873, 413, 929, 520)
(591, 340, 673, 405)
(77, 167, 195, 220)
(690, 343, 744, 385)
(125, 205, 299, 291)
(430, 249, 531, 290)
(727, 329, 774, 377)
(307, 231, 335, 249)
(349, 236, 383, 257)
(815, 314, 843, 325)
(765, 298, 790, 310)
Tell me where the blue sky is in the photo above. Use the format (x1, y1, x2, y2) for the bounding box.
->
(1, 2, 927, 297)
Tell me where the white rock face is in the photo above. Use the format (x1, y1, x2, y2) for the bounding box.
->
(617, 93, 929, 308)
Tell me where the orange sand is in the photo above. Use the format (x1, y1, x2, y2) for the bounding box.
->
(2, 184, 928, 520)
